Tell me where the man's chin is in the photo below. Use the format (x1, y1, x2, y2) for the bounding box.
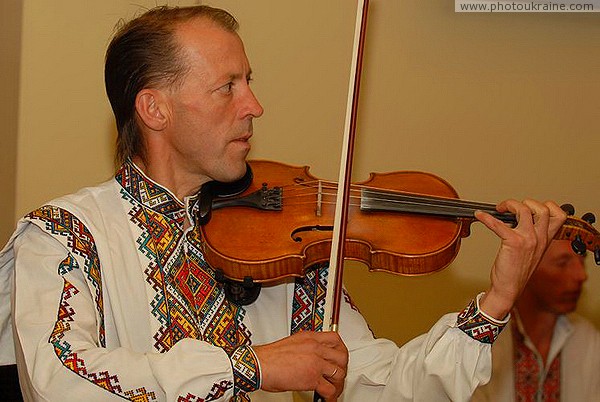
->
(555, 303, 579, 315)
(214, 160, 250, 184)
(231, 160, 250, 182)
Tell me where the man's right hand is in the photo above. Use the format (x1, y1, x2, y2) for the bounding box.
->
(253, 331, 348, 401)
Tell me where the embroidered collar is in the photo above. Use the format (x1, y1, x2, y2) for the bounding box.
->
(115, 160, 200, 221)
(512, 309, 574, 366)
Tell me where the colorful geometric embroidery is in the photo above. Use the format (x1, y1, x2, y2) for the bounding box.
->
(56, 276, 78, 324)
(177, 380, 232, 402)
(58, 253, 79, 276)
(342, 288, 360, 313)
(49, 273, 158, 400)
(513, 321, 561, 402)
(50, 275, 78, 359)
(230, 392, 251, 402)
(206, 380, 234, 401)
(28, 206, 106, 346)
(203, 301, 250, 354)
(230, 345, 261, 393)
(118, 161, 251, 398)
(456, 296, 506, 344)
(291, 264, 329, 334)
(124, 387, 158, 401)
(542, 357, 560, 401)
(116, 161, 185, 220)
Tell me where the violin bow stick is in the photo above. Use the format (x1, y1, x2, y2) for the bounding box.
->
(323, 0, 369, 338)
(315, 0, 369, 400)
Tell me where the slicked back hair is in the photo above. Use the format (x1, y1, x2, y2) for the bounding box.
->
(104, 5, 239, 166)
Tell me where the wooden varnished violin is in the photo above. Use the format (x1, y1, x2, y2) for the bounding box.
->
(198, 159, 600, 286)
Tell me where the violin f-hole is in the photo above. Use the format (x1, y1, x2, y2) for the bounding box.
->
(291, 225, 334, 242)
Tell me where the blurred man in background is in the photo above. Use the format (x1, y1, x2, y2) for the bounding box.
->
(472, 239, 600, 401)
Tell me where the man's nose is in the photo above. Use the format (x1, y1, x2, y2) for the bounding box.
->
(572, 256, 588, 283)
(245, 88, 264, 118)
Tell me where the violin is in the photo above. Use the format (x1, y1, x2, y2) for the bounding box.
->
(197, 159, 600, 284)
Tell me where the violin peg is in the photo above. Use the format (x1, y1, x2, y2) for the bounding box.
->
(582, 212, 596, 225)
(595, 247, 600, 266)
(561, 203, 575, 216)
(571, 235, 587, 256)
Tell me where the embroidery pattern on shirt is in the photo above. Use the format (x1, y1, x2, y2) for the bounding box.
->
(29, 207, 158, 401)
(28, 206, 106, 344)
(456, 297, 505, 344)
(116, 161, 182, 219)
(118, 162, 257, 399)
(178, 380, 233, 402)
(513, 322, 561, 402)
(291, 263, 328, 333)
(230, 345, 261, 394)
(342, 288, 360, 312)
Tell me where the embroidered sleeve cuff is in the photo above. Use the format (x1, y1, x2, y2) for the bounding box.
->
(456, 293, 510, 344)
(229, 345, 262, 395)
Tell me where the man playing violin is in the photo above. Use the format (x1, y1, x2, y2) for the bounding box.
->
(0, 5, 567, 401)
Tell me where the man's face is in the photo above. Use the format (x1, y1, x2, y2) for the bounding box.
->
(527, 240, 588, 315)
(160, 19, 263, 185)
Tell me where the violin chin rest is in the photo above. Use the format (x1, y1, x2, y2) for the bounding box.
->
(215, 269, 262, 306)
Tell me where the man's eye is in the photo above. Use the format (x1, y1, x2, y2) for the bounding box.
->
(218, 83, 233, 93)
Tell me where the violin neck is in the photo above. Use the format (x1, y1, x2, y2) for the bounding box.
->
(359, 188, 517, 224)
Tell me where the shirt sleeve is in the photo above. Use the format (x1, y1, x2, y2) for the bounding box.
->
(11, 224, 245, 402)
(338, 290, 499, 402)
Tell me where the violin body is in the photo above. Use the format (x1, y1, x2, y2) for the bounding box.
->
(199, 160, 473, 282)
(199, 159, 600, 285)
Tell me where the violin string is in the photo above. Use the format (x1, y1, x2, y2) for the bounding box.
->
(277, 180, 501, 216)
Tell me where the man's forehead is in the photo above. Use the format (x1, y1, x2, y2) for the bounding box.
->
(176, 19, 245, 64)
(542, 240, 580, 263)
(175, 17, 240, 47)
(172, 18, 250, 85)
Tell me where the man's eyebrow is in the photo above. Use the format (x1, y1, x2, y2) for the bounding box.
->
(226, 70, 253, 81)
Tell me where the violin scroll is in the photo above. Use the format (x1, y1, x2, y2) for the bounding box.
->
(556, 205, 600, 265)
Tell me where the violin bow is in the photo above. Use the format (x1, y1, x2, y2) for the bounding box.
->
(322, 0, 369, 337)
(315, 1, 369, 401)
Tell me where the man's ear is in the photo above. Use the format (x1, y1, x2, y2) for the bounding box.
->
(135, 89, 169, 131)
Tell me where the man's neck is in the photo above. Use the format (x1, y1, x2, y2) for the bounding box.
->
(515, 299, 558, 366)
(131, 155, 208, 201)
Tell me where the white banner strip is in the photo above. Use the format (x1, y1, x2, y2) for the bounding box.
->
(456, 0, 600, 12)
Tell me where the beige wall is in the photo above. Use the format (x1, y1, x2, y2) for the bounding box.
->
(5, 0, 600, 346)
(0, 0, 22, 247)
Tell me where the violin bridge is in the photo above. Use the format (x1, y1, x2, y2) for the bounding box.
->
(316, 180, 323, 217)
